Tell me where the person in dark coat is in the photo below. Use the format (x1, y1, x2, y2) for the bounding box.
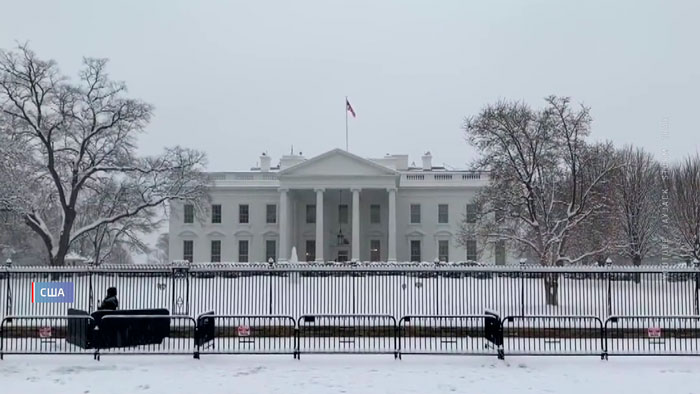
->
(99, 287, 119, 310)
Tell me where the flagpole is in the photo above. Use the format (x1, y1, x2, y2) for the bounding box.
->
(345, 96, 349, 151)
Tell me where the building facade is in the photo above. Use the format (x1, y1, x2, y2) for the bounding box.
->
(169, 149, 511, 264)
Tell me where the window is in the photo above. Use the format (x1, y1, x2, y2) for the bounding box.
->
(466, 204, 477, 224)
(337, 250, 349, 262)
(239, 204, 249, 224)
(266, 204, 277, 224)
(438, 240, 449, 262)
(466, 239, 478, 261)
(211, 204, 222, 224)
(305, 240, 316, 262)
(370, 204, 381, 224)
(495, 240, 506, 265)
(370, 240, 381, 262)
(238, 240, 249, 262)
(184, 204, 194, 224)
(266, 240, 277, 262)
(338, 204, 348, 224)
(410, 204, 421, 224)
(410, 240, 421, 262)
(438, 204, 449, 224)
(210, 240, 221, 262)
(183, 240, 194, 262)
(306, 204, 316, 224)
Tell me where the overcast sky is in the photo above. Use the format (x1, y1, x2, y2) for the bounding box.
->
(1, 0, 698, 171)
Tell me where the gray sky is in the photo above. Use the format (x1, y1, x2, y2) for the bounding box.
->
(1, 0, 698, 170)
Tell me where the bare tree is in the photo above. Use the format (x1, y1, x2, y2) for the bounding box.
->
(148, 232, 169, 264)
(0, 44, 208, 266)
(463, 96, 619, 305)
(565, 142, 620, 266)
(72, 178, 161, 265)
(667, 155, 700, 261)
(612, 146, 661, 271)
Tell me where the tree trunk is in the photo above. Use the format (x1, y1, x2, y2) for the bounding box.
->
(52, 208, 77, 267)
(544, 273, 559, 306)
(632, 254, 642, 284)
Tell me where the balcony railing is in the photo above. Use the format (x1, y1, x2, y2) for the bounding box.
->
(206, 171, 487, 188)
(400, 172, 488, 186)
(208, 172, 279, 186)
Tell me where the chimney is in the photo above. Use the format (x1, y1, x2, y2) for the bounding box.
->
(421, 151, 432, 171)
(260, 152, 271, 172)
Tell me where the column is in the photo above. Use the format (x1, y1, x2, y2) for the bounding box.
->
(278, 188, 289, 262)
(315, 188, 324, 262)
(387, 187, 397, 262)
(351, 188, 361, 262)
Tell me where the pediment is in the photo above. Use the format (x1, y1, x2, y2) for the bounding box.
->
(406, 229, 426, 238)
(279, 149, 397, 177)
(434, 230, 453, 238)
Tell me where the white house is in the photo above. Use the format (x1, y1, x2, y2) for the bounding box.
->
(168, 149, 511, 264)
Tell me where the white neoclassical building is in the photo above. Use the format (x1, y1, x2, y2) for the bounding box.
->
(169, 149, 511, 264)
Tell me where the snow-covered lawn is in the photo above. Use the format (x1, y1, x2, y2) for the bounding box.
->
(1, 355, 700, 394)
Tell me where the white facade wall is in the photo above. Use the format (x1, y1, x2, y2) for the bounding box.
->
(396, 188, 481, 263)
(168, 149, 516, 264)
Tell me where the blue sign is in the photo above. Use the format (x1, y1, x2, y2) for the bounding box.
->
(32, 282, 74, 303)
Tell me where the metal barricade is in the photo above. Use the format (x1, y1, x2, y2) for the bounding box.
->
(397, 315, 501, 358)
(297, 314, 397, 357)
(0, 315, 96, 359)
(94, 315, 198, 359)
(196, 314, 296, 356)
(502, 315, 605, 357)
(604, 315, 700, 357)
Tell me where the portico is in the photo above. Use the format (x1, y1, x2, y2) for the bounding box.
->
(276, 149, 399, 262)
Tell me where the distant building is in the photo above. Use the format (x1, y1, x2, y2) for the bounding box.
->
(169, 148, 512, 264)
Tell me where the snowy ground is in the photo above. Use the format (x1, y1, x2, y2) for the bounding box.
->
(2, 355, 700, 394)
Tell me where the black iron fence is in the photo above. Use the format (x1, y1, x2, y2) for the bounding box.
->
(1, 263, 700, 360)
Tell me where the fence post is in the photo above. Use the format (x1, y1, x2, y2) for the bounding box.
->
(4, 260, 12, 320)
(88, 268, 94, 313)
(268, 261, 274, 315)
(171, 263, 190, 315)
(694, 259, 700, 315)
(606, 258, 613, 318)
(519, 259, 526, 317)
(294, 326, 300, 360)
(352, 272, 356, 315)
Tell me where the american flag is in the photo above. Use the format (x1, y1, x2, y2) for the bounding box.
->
(346, 99, 356, 118)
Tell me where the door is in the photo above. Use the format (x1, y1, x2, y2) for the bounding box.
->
(370, 240, 381, 262)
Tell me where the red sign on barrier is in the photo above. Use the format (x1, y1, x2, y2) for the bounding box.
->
(237, 325, 251, 337)
(39, 326, 52, 338)
(648, 327, 661, 338)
